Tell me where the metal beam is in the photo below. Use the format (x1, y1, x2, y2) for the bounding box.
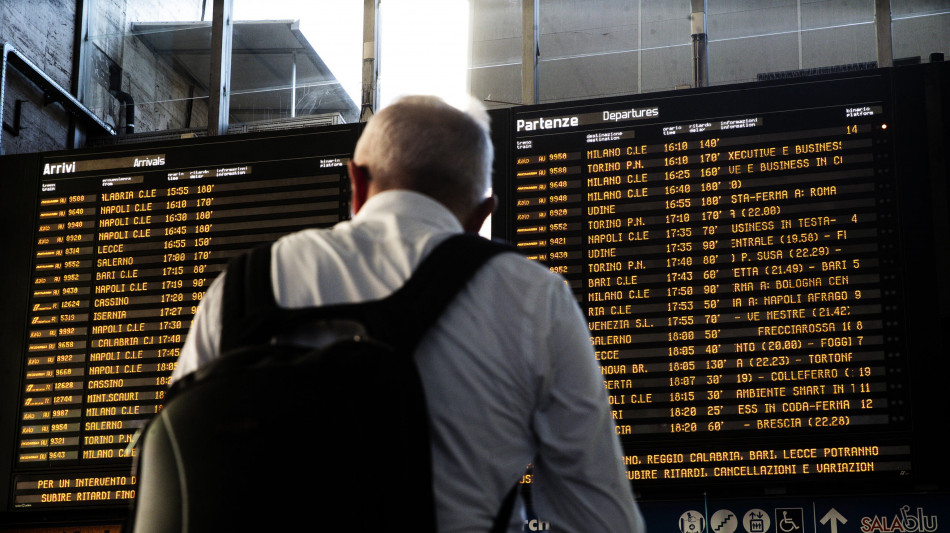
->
(290, 51, 297, 119)
(360, 0, 379, 121)
(521, 0, 539, 104)
(875, 0, 893, 68)
(690, 0, 708, 88)
(208, 0, 233, 136)
(796, 0, 803, 69)
(150, 48, 320, 56)
(637, 0, 642, 93)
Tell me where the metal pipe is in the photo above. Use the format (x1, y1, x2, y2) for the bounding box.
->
(1, 42, 114, 155)
(291, 51, 297, 119)
(110, 90, 135, 134)
(109, 63, 134, 134)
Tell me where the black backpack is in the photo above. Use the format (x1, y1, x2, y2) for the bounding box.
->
(129, 234, 517, 532)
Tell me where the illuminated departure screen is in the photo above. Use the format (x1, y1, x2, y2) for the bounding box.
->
(10, 126, 358, 508)
(502, 72, 914, 489)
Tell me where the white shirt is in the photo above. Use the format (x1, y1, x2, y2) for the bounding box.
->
(173, 190, 644, 533)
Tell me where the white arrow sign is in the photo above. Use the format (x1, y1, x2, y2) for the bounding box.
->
(820, 508, 848, 533)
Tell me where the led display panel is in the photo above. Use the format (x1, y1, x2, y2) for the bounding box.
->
(495, 67, 949, 495)
(4, 126, 359, 509)
(2, 66, 947, 521)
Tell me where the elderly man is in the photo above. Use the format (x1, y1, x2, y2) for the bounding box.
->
(172, 95, 644, 532)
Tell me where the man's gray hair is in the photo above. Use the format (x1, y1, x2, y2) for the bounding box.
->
(353, 95, 493, 217)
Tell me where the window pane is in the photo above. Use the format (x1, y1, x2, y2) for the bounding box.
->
(800, 0, 875, 68)
(84, 0, 362, 137)
(470, 0, 523, 109)
(232, 1, 362, 125)
(540, 0, 691, 102)
(708, 1, 800, 85)
(538, 0, 644, 102)
(85, 0, 211, 135)
(891, 0, 950, 62)
(472, 0, 692, 106)
(638, 0, 692, 93)
(708, 0, 877, 86)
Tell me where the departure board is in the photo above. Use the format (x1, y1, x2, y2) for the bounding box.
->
(8, 126, 359, 509)
(501, 72, 918, 490)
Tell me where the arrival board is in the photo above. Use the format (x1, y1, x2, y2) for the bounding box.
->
(11, 126, 358, 508)
(505, 72, 912, 486)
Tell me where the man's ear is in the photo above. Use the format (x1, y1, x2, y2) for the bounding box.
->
(463, 195, 497, 233)
(348, 160, 370, 214)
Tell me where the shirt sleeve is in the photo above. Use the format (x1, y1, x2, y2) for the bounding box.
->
(170, 272, 226, 384)
(530, 278, 646, 533)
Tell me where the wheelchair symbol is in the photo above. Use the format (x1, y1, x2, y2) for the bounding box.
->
(779, 511, 799, 533)
(774, 508, 804, 533)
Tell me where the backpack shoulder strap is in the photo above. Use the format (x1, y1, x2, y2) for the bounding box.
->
(366, 233, 514, 352)
(219, 234, 515, 353)
(219, 242, 277, 353)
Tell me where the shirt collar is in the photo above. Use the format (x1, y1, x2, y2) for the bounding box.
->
(353, 189, 464, 233)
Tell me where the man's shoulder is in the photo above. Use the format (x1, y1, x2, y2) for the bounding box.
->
(269, 226, 353, 268)
(274, 225, 338, 249)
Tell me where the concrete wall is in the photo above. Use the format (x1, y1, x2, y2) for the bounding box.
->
(0, 0, 77, 154)
(1, 0, 207, 155)
(470, 0, 522, 109)
(892, 1, 950, 61)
